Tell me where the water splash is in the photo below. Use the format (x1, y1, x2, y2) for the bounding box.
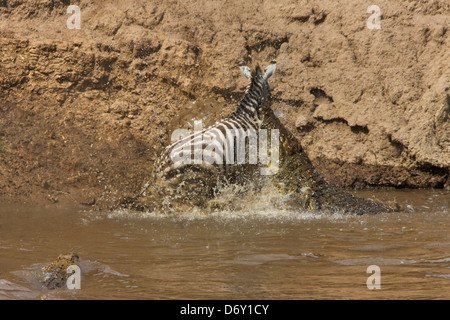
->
(97, 181, 352, 224)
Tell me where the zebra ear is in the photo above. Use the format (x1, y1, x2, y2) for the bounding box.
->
(239, 66, 252, 79)
(263, 60, 277, 80)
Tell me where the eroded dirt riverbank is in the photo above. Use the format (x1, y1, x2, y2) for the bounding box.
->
(0, 0, 449, 208)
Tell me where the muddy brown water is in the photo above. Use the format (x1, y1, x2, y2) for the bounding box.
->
(0, 189, 448, 300)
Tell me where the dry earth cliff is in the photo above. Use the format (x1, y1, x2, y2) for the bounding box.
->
(0, 0, 449, 208)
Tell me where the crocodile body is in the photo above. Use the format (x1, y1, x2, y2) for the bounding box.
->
(261, 106, 395, 214)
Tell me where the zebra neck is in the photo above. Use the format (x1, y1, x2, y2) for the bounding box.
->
(236, 85, 264, 119)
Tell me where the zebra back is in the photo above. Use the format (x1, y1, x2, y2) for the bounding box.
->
(157, 61, 277, 177)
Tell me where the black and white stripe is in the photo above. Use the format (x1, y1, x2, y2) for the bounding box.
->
(137, 61, 277, 202)
(158, 61, 276, 177)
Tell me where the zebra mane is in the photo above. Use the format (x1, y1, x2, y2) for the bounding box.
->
(243, 64, 263, 94)
(252, 64, 263, 78)
(236, 61, 276, 118)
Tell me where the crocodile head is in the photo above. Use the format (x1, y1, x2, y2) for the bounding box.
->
(42, 252, 80, 290)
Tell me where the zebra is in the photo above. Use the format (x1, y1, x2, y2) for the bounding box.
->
(132, 61, 278, 209)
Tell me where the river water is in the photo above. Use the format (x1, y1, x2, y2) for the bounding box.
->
(0, 188, 448, 300)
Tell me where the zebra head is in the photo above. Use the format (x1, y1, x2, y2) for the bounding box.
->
(239, 60, 277, 81)
(237, 61, 277, 118)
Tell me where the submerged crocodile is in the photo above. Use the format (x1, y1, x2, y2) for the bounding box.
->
(41, 252, 80, 290)
(125, 61, 396, 214)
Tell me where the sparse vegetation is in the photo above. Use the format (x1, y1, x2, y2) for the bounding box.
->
(0, 139, 7, 153)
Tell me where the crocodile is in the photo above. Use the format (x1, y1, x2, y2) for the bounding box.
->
(41, 252, 80, 290)
(124, 61, 397, 214)
(261, 104, 396, 214)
